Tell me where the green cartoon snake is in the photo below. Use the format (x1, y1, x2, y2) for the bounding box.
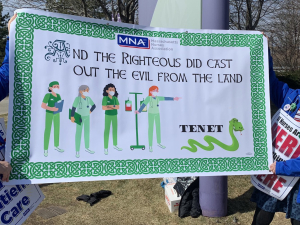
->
(181, 118, 244, 152)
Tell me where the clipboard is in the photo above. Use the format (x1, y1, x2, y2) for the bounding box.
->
(54, 100, 64, 114)
(69, 109, 82, 125)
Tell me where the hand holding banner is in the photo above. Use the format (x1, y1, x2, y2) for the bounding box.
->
(251, 109, 300, 200)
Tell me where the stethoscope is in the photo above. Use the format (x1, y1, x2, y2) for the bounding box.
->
(284, 96, 300, 113)
(150, 97, 159, 108)
(79, 96, 90, 109)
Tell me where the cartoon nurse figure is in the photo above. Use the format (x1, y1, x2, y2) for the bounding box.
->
(102, 83, 122, 155)
(71, 85, 96, 158)
(135, 86, 180, 152)
(41, 81, 64, 157)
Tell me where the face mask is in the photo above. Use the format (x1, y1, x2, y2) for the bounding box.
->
(152, 92, 158, 97)
(52, 88, 59, 93)
(83, 92, 89, 96)
(109, 91, 115, 96)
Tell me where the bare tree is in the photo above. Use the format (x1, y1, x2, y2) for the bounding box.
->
(3, 0, 138, 23)
(268, 0, 300, 71)
(230, 0, 281, 30)
(94, 0, 138, 23)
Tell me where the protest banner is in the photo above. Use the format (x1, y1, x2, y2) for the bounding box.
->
(6, 9, 272, 184)
(0, 120, 44, 224)
(0, 178, 44, 225)
(251, 109, 300, 200)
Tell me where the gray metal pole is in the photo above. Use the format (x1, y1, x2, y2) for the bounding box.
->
(138, 0, 158, 26)
(202, 0, 229, 30)
(199, 0, 229, 218)
(138, 0, 230, 218)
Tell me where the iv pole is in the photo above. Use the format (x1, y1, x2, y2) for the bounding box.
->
(129, 92, 145, 150)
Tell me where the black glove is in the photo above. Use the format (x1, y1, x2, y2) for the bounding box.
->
(76, 195, 90, 202)
(91, 190, 112, 199)
(76, 190, 112, 206)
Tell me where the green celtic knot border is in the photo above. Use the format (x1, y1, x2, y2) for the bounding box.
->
(10, 12, 268, 180)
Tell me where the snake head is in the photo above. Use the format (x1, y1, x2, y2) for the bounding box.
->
(230, 118, 244, 131)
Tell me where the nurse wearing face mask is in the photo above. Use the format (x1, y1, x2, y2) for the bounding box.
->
(102, 83, 122, 155)
(135, 86, 180, 152)
(71, 85, 96, 158)
(41, 81, 64, 157)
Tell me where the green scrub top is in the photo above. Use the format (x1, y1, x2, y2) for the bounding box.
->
(43, 93, 61, 113)
(102, 96, 119, 115)
(143, 96, 165, 114)
(72, 96, 95, 117)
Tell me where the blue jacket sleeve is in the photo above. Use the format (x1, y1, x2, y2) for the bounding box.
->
(268, 48, 293, 108)
(276, 158, 300, 177)
(0, 39, 9, 102)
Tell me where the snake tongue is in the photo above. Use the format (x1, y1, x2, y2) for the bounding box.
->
(240, 131, 242, 135)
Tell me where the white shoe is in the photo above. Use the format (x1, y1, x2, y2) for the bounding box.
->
(76, 152, 80, 158)
(85, 148, 95, 154)
(104, 149, 108, 155)
(114, 146, 122, 151)
(55, 146, 64, 152)
(44, 150, 48, 157)
(157, 144, 166, 149)
(149, 146, 153, 152)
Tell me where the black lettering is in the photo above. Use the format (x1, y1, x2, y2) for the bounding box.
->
(179, 125, 188, 132)
(207, 125, 215, 132)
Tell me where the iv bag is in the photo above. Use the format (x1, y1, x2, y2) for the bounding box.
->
(125, 99, 132, 111)
(140, 99, 147, 112)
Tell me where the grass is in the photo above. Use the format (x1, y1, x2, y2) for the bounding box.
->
(21, 176, 290, 225)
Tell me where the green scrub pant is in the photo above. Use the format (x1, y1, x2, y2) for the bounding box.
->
(148, 113, 161, 147)
(44, 112, 60, 150)
(104, 115, 118, 149)
(75, 115, 90, 152)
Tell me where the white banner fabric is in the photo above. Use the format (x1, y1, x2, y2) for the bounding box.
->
(6, 9, 272, 184)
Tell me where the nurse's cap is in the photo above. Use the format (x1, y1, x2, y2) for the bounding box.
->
(49, 81, 59, 87)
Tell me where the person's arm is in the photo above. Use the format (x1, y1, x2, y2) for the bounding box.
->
(0, 161, 12, 182)
(105, 97, 119, 110)
(268, 49, 294, 108)
(71, 97, 79, 122)
(137, 96, 150, 113)
(111, 97, 119, 110)
(275, 158, 300, 177)
(158, 97, 174, 101)
(0, 39, 9, 102)
(0, 14, 17, 102)
(102, 97, 113, 110)
(89, 97, 96, 112)
(0, 15, 18, 182)
(41, 94, 58, 111)
(71, 107, 76, 117)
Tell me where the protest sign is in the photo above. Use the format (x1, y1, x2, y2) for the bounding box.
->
(0, 180, 44, 225)
(6, 9, 272, 184)
(0, 120, 44, 224)
(251, 109, 300, 200)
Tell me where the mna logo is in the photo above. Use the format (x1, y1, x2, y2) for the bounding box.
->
(117, 34, 150, 49)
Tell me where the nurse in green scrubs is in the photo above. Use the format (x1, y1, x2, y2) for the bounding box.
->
(41, 81, 64, 157)
(71, 85, 96, 158)
(102, 83, 122, 155)
(135, 85, 180, 152)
